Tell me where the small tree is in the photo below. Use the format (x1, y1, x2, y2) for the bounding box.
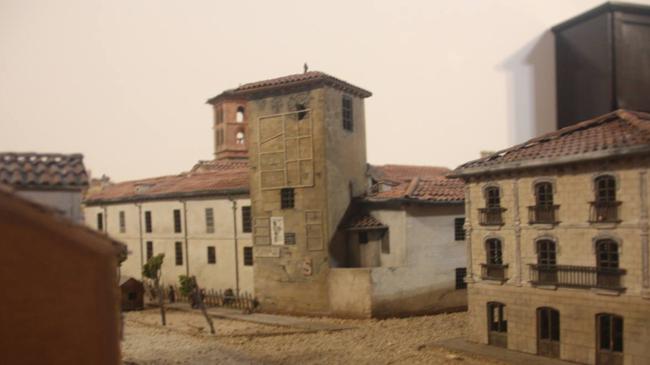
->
(179, 275, 215, 334)
(143, 254, 166, 326)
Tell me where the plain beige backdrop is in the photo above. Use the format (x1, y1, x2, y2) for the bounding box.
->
(2, 0, 649, 181)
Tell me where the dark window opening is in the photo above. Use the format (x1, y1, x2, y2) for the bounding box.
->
(455, 268, 467, 289)
(358, 231, 369, 244)
(175, 241, 183, 266)
(173, 209, 182, 233)
(296, 103, 307, 120)
(486, 187, 500, 208)
(342, 96, 353, 131)
(598, 314, 623, 353)
(597, 240, 619, 269)
(535, 182, 554, 206)
(488, 302, 507, 333)
(243, 247, 253, 266)
(205, 208, 214, 233)
(146, 241, 153, 261)
(97, 212, 103, 231)
(127, 292, 137, 301)
(119, 211, 126, 233)
(595, 175, 616, 203)
(207, 246, 216, 264)
(242, 206, 252, 233)
(281, 188, 295, 209)
(537, 240, 557, 266)
(145, 211, 152, 233)
(486, 238, 503, 265)
(285, 232, 296, 245)
(454, 218, 466, 240)
(538, 307, 560, 341)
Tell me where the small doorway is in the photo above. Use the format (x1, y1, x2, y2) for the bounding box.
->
(487, 302, 507, 348)
(537, 307, 560, 358)
(597, 313, 623, 365)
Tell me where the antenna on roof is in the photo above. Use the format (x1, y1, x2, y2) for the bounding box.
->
(303, 62, 308, 73)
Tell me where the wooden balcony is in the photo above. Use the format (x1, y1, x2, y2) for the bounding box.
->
(481, 263, 508, 282)
(479, 207, 506, 226)
(528, 205, 559, 224)
(589, 201, 621, 223)
(529, 264, 626, 291)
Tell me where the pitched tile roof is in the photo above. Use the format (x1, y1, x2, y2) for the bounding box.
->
(368, 164, 451, 183)
(451, 110, 650, 177)
(207, 71, 372, 103)
(366, 176, 464, 203)
(84, 160, 249, 204)
(0, 152, 88, 190)
(346, 214, 387, 230)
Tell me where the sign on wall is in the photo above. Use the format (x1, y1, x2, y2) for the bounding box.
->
(270, 216, 285, 245)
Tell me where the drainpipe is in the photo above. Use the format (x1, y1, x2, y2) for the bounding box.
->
(229, 196, 241, 294)
(182, 200, 190, 276)
(137, 203, 144, 280)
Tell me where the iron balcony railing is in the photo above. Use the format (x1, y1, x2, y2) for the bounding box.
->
(529, 264, 626, 291)
(528, 205, 560, 224)
(479, 207, 506, 226)
(589, 201, 622, 223)
(481, 263, 508, 281)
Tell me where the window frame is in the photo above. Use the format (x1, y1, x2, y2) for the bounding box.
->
(175, 241, 183, 266)
(280, 188, 295, 209)
(207, 246, 216, 264)
(243, 247, 254, 266)
(342, 96, 353, 131)
(118, 211, 126, 233)
(535, 182, 554, 207)
(455, 268, 467, 289)
(97, 212, 103, 231)
(487, 302, 508, 333)
(595, 175, 617, 203)
(454, 217, 466, 241)
(144, 211, 152, 233)
(146, 241, 153, 261)
(173, 209, 182, 233)
(537, 239, 557, 266)
(242, 206, 252, 233)
(205, 207, 215, 233)
(486, 238, 503, 265)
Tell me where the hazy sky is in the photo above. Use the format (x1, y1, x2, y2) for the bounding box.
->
(3, 0, 649, 181)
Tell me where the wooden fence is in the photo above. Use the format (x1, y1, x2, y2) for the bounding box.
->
(144, 284, 258, 313)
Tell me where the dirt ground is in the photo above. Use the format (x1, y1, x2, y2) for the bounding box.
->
(122, 308, 506, 365)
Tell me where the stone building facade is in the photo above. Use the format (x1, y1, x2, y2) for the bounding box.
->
(450, 110, 650, 365)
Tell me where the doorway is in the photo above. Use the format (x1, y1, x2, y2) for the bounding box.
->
(537, 307, 560, 358)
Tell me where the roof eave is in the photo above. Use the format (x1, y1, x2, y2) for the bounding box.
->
(84, 187, 250, 206)
(450, 144, 650, 179)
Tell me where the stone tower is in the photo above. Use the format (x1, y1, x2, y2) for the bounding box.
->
(218, 71, 372, 314)
(206, 92, 249, 160)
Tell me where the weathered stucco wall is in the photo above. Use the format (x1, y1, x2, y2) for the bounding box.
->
(17, 189, 83, 222)
(328, 268, 372, 318)
(84, 195, 253, 293)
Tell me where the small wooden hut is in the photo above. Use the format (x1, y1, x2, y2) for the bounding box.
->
(120, 276, 144, 311)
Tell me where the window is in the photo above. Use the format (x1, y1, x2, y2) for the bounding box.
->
(146, 241, 153, 261)
(535, 182, 554, 207)
(285, 232, 296, 245)
(454, 218, 466, 241)
(205, 208, 214, 233)
(243, 247, 253, 266)
(488, 302, 507, 333)
(596, 240, 619, 269)
(119, 211, 126, 233)
(296, 103, 307, 120)
(481, 186, 504, 225)
(486, 187, 500, 208)
(595, 175, 616, 203)
(175, 242, 183, 266)
(97, 212, 103, 231)
(537, 240, 557, 266)
(455, 268, 467, 289)
(538, 307, 560, 342)
(342, 96, 353, 131)
(216, 105, 223, 124)
(281, 188, 295, 209)
(127, 292, 137, 301)
(598, 313, 623, 353)
(145, 211, 152, 233)
(173, 209, 182, 233)
(207, 246, 216, 264)
(242, 206, 252, 233)
(358, 231, 369, 244)
(486, 238, 503, 265)
(236, 106, 244, 123)
(236, 131, 245, 144)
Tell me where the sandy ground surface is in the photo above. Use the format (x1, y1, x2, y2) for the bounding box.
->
(122, 308, 506, 365)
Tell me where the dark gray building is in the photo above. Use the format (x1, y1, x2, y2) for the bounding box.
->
(553, 2, 650, 129)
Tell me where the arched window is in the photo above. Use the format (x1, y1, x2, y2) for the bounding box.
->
(486, 187, 501, 208)
(597, 313, 623, 356)
(481, 186, 504, 225)
(236, 106, 245, 123)
(535, 182, 553, 207)
(537, 240, 557, 266)
(596, 239, 621, 289)
(595, 175, 616, 203)
(236, 131, 245, 144)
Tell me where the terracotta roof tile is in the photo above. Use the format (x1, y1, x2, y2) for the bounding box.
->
(0, 152, 88, 189)
(367, 176, 464, 203)
(452, 110, 650, 176)
(85, 160, 249, 204)
(368, 164, 450, 183)
(347, 214, 387, 230)
(208, 71, 372, 102)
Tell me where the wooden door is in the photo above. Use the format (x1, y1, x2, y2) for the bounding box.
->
(597, 314, 623, 365)
(537, 307, 560, 358)
(487, 302, 507, 348)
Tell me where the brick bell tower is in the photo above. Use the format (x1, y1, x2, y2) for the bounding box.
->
(206, 92, 249, 160)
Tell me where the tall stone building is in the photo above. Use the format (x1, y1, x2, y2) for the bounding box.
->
(451, 110, 650, 365)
